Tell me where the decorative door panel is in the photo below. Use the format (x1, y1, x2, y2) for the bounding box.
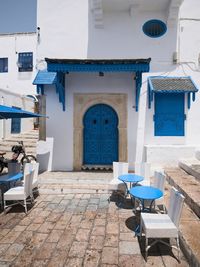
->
(154, 93, 185, 136)
(83, 104, 118, 165)
(11, 107, 21, 134)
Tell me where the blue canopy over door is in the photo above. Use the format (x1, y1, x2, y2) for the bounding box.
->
(154, 93, 185, 136)
(83, 104, 118, 165)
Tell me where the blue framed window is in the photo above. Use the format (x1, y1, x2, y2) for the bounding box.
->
(11, 107, 21, 134)
(0, 58, 8, 73)
(18, 52, 33, 72)
(154, 93, 185, 136)
(143, 20, 167, 38)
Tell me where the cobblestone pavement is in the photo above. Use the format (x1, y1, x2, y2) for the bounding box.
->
(0, 193, 189, 267)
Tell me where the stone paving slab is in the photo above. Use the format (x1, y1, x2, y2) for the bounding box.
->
(0, 190, 189, 267)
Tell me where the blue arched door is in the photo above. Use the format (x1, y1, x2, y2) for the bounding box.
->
(83, 104, 118, 165)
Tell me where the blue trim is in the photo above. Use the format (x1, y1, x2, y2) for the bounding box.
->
(187, 93, 191, 109)
(55, 72, 65, 111)
(33, 70, 57, 85)
(143, 19, 167, 38)
(135, 72, 142, 112)
(37, 84, 44, 95)
(47, 63, 150, 73)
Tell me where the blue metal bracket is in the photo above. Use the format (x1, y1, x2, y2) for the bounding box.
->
(135, 72, 142, 112)
(36, 84, 44, 95)
(55, 72, 65, 111)
(187, 92, 191, 109)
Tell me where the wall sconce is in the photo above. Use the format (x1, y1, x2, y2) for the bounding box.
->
(99, 72, 104, 77)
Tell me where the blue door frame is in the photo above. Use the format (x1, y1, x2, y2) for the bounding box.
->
(83, 104, 118, 165)
(154, 93, 185, 136)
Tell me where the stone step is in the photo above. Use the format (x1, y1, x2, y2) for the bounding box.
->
(164, 181, 200, 267)
(38, 171, 113, 194)
(179, 159, 200, 182)
(165, 167, 200, 218)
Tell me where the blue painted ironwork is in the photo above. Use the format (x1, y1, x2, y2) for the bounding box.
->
(154, 93, 185, 136)
(0, 58, 8, 73)
(143, 20, 167, 38)
(55, 72, 65, 111)
(187, 92, 191, 109)
(83, 104, 118, 165)
(18, 52, 33, 72)
(135, 72, 142, 111)
(47, 63, 150, 73)
(33, 70, 57, 85)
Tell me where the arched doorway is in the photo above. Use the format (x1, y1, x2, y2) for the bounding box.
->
(83, 104, 118, 165)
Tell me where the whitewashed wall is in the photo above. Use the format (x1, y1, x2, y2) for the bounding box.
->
(0, 88, 35, 139)
(0, 33, 37, 95)
(36, 0, 200, 169)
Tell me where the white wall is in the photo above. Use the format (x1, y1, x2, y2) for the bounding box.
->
(45, 73, 138, 171)
(0, 88, 35, 139)
(36, 0, 200, 169)
(0, 33, 37, 95)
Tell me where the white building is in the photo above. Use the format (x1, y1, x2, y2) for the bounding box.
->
(32, 0, 200, 171)
(0, 32, 37, 138)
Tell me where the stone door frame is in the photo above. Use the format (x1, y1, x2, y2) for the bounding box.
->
(73, 93, 127, 170)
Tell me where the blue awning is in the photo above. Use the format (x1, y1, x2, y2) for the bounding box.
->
(148, 76, 198, 109)
(46, 58, 151, 73)
(0, 105, 46, 119)
(33, 70, 57, 85)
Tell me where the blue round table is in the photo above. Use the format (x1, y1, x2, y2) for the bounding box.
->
(129, 186, 163, 211)
(118, 174, 144, 196)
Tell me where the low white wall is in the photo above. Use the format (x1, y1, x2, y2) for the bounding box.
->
(145, 145, 196, 167)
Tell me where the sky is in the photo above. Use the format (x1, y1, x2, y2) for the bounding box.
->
(0, 0, 37, 34)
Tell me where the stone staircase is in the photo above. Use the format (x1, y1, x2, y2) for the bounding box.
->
(164, 149, 200, 267)
(38, 171, 113, 194)
(0, 130, 39, 159)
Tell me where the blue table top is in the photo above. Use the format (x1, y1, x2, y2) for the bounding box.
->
(0, 172, 23, 184)
(118, 173, 144, 183)
(129, 186, 163, 200)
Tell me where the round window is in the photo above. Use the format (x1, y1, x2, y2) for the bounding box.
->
(143, 19, 167, 38)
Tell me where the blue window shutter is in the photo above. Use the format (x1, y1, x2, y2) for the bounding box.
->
(154, 93, 185, 136)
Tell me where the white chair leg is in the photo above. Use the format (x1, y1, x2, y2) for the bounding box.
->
(176, 237, 180, 262)
(24, 199, 27, 214)
(145, 236, 148, 261)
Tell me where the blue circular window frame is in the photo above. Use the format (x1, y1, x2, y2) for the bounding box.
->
(143, 19, 167, 38)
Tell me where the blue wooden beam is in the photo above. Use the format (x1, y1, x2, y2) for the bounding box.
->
(187, 92, 191, 109)
(135, 72, 142, 112)
(55, 72, 65, 111)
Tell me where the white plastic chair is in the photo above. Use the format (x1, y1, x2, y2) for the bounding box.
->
(4, 168, 34, 213)
(134, 162, 151, 186)
(108, 162, 128, 201)
(21, 162, 39, 197)
(152, 170, 166, 212)
(140, 187, 185, 261)
(31, 162, 39, 193)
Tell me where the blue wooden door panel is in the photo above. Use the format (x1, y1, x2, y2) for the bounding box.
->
(83, 104, 118, 165)
(11, 107, 21, 134)
(155, 93, 185, 136)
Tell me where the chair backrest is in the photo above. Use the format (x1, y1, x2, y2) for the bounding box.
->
(168, 187, 185, 227)
(135, 162, 151, 180)
(113, 162, 128, 180)
(23, 170, 34, 197)
(23, 163, 32, 176)
(153, 171, 166, 192)
(31, 162, 39, 181)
